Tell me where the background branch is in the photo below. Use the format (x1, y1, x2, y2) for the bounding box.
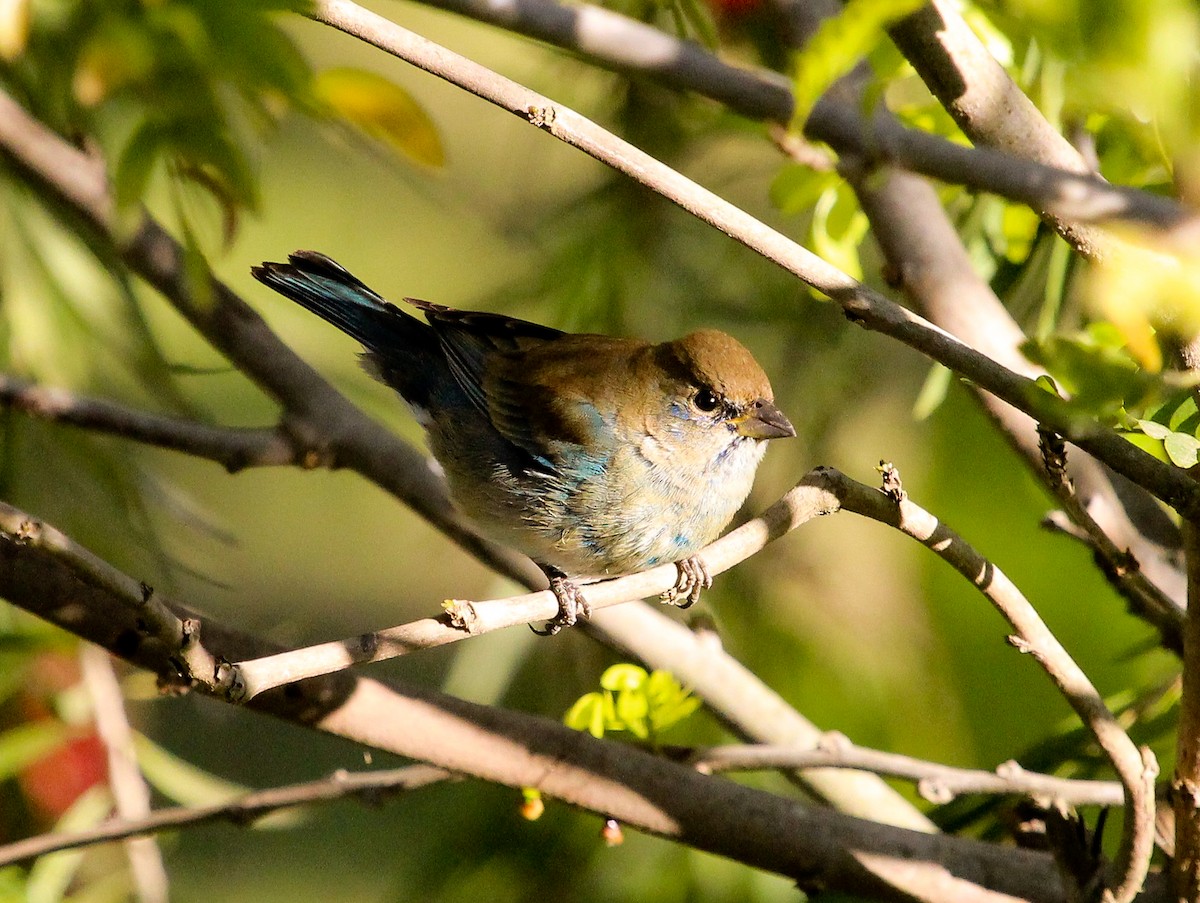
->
(692, 740, 1126, 808)
(0, 764, 452, 867)
(0, 373, 315, 471)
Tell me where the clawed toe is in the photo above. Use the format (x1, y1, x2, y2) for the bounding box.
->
(532, 570, 591, 636)
(660, 555, 712, 609)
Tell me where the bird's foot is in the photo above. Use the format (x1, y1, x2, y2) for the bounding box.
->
(531, 570, 591, 636)
(660, 555, 712, 609)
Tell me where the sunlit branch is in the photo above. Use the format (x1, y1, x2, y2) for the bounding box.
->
(692, 738, 1125, 808)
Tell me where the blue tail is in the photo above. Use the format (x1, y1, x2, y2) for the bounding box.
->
(252, 251, 434, 355)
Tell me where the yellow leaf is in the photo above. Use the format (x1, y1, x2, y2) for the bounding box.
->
(314, 67, 444, 168)
(1083, 228, 1200, 372)
(0, 0, 30, 62)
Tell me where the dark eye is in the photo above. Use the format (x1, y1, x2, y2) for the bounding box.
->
(693, 388, 721, 412)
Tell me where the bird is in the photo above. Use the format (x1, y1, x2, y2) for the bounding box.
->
(252, 250, 795, 634)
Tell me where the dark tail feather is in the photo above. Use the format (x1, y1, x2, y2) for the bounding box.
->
(251, 251, 431, 353)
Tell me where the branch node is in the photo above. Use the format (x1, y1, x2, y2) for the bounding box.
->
(1007, 634, 1035, 654)
(14, 518, 42, 544)
(916, 778, 954, 804)
(876, 460, 907, 503)
(526, 104, 557, 130)
(442, 598, 480, 633)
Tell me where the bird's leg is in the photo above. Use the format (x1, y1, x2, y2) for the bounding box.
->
(660, 555, 712, 609)
(531, 564, 591, 636)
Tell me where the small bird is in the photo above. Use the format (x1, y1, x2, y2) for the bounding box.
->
(253, 251, 795, 634)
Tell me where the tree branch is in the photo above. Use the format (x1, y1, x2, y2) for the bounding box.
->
(79, 645, 169, 903)
(1172, 520, 1200, 898)
(864, 464, 1159, 903)
(0, 764, 451, 867)
(0, 498, 1072, 903)
(0, 373, 317, 471)
(411, 0, 1195, 230)
(691, 738, 1125, 808)
(227, 471, 841, 701)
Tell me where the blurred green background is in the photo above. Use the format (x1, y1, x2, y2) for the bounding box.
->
(0, 0, 1190, 900)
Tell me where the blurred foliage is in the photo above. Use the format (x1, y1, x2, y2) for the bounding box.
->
(0, 0, 1196, 901)
(562, 664, 701, 742)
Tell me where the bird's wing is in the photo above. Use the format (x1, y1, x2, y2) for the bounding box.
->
(407, 298, 564, 421)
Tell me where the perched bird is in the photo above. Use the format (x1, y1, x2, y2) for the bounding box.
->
(253, 251, 795, 634)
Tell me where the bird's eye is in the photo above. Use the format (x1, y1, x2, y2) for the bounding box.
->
(693, 388, 721, 412)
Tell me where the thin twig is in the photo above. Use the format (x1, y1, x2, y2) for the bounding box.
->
(228, 472, 844, 700)
(0, 765, 451, 867)
(861, 464, 1160, 903)
(691, 738, 1125, 808)
(310, 0, 1200, 525)
(1173, 520, 1200, 898)
(79, 645, 169, 903)
(0, 373, 315, 472)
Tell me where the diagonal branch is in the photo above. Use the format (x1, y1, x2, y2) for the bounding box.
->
(227, 471, 841, 700)
(0, 764, 451, 867)
(411, 0, 1195, 230)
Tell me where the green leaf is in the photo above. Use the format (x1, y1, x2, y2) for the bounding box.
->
(599, 664, 648, 693)
(563, 693, 607, 738)
(1164, 431, 1200, 467)
(913, 364, 953, 420)
(613, 687, 650, 739)
(314, 67, 445, 168)
(1021, 328, 1161, 422)
(1136, 419, 1172, 440)
(645, 670, 701, 733)
(810, 183, 866, 281)
(790, 0, 926, 128)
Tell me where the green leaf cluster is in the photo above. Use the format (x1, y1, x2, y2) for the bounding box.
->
(3, 0, 312, 218)
(563, 664, 701, 743)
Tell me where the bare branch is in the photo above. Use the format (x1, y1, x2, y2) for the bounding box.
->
(0, 373, 315, 471)
(0, 764, 451, 867)
(0, 499, 1071, 903)
(1172, 521, 1200, 898)
(228, 471, 841, 700)
(861, 464, 1160, 903)
(887, 0, 1111, 260)
(79, 645, 169, 903)
(692, 738, 1125, 808)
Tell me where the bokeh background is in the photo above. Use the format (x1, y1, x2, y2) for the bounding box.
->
(0, 1, 1187, 901)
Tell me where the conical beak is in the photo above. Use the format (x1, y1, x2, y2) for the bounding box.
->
(734, 399, 796, 440)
